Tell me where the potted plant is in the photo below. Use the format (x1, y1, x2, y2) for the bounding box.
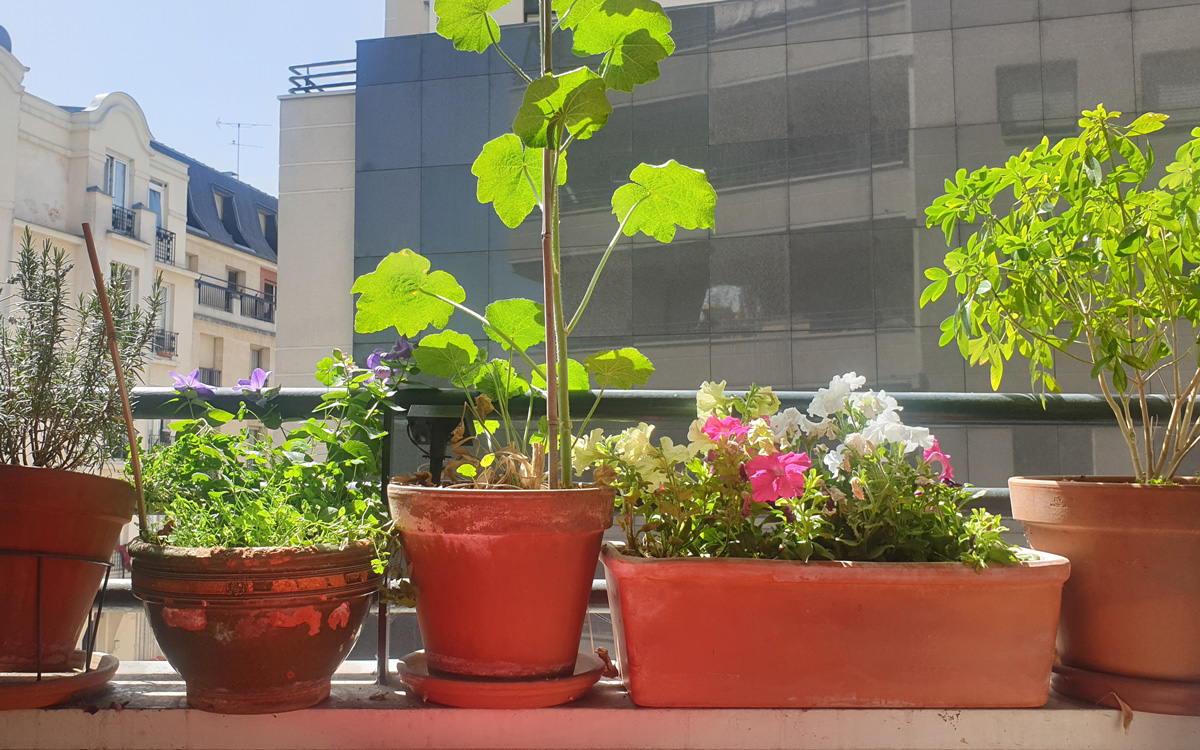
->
(128, 351, 407, 714)
(0, 228, 159, 695)
(351, 0, 714, 707)
(922, 106, 1200, 715)
(580, 374, 1069, 708)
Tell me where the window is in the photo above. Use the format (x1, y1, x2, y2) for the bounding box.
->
(148, 182, 165, 229)
(156, 284, 174, 330)
(109, 262, 138, 305)
(263, 281, 276, 304)
(105, 155, 128, 208)
(258, 210, 278, 253)
(215, 190, 248, 246)
(214, 191, 228, 221)
(250, 347, 270, 375)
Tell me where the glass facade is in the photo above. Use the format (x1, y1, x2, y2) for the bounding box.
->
(354, 0, 1200, 482)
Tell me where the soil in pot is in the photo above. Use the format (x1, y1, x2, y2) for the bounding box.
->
(389, 485, 613, 681)
(601, 543, 1070, 708)
(1010, 476, 1200, 715)
(129, 541, 380, 714)
(0, 465, 134, 673)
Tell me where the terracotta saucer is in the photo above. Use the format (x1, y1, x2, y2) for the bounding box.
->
(398, 651, 604, 708)
(1052, 663, 1200, 716)
(0, 652, 119, 710)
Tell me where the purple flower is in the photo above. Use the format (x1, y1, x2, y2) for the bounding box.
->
(170, 369, 214, 398)
(387, 336, 413, 361)
(365, 348, 392, 384)
(234, 368, 271, 393)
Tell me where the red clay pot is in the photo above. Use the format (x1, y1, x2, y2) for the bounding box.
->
(601, 543, 1070, 708)
(129, 541, 379, 714)
(0, 465, 134, 672)
(1009, 477, 1200, 712)
(388, 484, 613, 679)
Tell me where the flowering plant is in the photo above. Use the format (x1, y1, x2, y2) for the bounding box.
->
(579, 373, 1019, 567)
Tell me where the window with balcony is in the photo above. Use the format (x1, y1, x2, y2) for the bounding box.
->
(150, 182, 176, 263)
(153, 284, 177, 358)
(107, 155, 135, 236)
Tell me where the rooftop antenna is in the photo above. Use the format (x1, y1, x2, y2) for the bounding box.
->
(216, 118, 268, 179)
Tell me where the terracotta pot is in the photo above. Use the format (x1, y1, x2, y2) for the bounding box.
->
(129, 541, 379, 714)
(601, 543, 1070, 708)
(389, 484, 613, 679)
(1009, 477, 1200, 704)
(0, 465, 134, 672)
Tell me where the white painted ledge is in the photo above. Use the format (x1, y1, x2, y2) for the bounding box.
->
(1, 661, 1198, 750)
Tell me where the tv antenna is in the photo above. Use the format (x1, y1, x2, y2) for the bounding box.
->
(216, 118, 268, 179)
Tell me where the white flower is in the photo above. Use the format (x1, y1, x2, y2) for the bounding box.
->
(696, 380, 729, 418)
(615, 422, 655, 463)
(852, 389, 900, 420)
(824, 444, 849, 476)
(808, 371, 866, 418)
(571, 428, 607, 476)
(799, 415, 838, 440)
(843, 431, 873, 454)
(770, 407, 804, 439)
(745, 418, 777, 452)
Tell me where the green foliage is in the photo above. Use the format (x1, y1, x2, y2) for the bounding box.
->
(922, 106, 1200, 481)
(0, 227, 161, 471)
(357, 0, 715, 487)
(142, 349, 405, 551)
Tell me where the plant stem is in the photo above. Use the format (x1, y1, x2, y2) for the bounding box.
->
(551, 169, 572, 487)
(566, 198, 642, 335)
(487, 22, 532, 83)
(425, 291, 542, 373)
(540, 0, 561, 488)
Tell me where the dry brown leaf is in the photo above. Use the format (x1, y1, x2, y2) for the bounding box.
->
(596, 647, 618, 679)
(1113, 693, 1134, 734)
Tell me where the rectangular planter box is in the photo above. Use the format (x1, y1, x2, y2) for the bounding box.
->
(601, 543, 1070, 708)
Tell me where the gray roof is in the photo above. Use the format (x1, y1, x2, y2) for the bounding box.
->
(151, 141, 278, 262)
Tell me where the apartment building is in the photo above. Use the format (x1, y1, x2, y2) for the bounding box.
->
(0, 28, 277, 445)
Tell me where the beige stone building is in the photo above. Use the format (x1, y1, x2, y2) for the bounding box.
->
(0, 30, 278, 442)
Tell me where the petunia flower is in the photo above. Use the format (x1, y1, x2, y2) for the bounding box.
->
(923, 438, 955, 483)
(696, 380, 729, 418)
(702, 415, 750, 442)
(770, 407, 804, 439)
(170, 369, 214, 398)
(807, 372, 866, 418)
(745, 451, 811, 505)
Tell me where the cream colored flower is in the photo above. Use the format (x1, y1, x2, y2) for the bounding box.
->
(696, 380, 730, 418)
(770, 407, 803, 439)
(615, 422, 655, 463)
(571, 428, 607, 476)
(742, 387, 781, 419)
(687, 417, 716, 454)
(799, 414, 838, 440)
(745, 418, 778, 453)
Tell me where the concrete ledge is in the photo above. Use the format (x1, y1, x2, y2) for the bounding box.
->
(2, 662, 1198, 750)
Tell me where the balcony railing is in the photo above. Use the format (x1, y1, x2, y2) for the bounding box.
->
(154, 227, 176, 264)
(240, 293, 276, 323)
(197, 367, 221, 386)
(197, 279, 232, 311)
(288, 59, 355, 94)
(196, 275, 276, 325)
(111, 205, 135, 236)
(151, 328, 178, 358)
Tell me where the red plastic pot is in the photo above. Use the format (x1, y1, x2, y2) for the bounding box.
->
(130, 541, 379, 714)
(601, 543, 1070, 708)
(388, 484, 613, 679)
(1010, 476, 1200, 714)
(0, 465, 134, 672)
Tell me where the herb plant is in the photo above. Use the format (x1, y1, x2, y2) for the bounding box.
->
(141, 347, 412, 553)
(579, 374, 1019, 567)
(352, 0, 716, 488)
(923, 107, 1200, 482)
(0, 227, 160, 471)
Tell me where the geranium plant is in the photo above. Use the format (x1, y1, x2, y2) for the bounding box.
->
(351, 0, 716, 488)
(140, 346, 414, 563)
(923, 107, 1200, 482)
(579, 374, 1019, 567)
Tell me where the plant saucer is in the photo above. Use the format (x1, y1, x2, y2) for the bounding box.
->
(398, 651, 603, 709)
(1052, 663, 1200, 716)
(0, 651, 119, 710)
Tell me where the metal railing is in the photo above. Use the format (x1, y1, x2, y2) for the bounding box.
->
(154, 227, 175, 264)
(111, 205, 135, 236)
(196, 276, 276, 325)
(240, 293, 276, 323)
(196, 279, 233, 311)
(197, 368, 221, 387)
(288, 59, 356, 94)
(151, 329, 178, 358)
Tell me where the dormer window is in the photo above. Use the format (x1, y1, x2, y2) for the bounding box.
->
(258, 210, 278, 253)
(214, 190, 230, 221)
(214, 189, 248, 246)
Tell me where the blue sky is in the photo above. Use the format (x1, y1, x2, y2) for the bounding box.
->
(3, 2, 383, 195)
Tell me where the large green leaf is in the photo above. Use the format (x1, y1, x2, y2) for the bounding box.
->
(555, 0, 674, 92)
(352, 250, 466, 336)
(434, 0, 511, 53)
(611, 160, 717, 242)
(474, 359, 531, 401)
(413, 330, 480, 379)
(583, 347, 654, 389)
(483, 298, 546, 351)
(531, 358, 591, 391)
(513, 68, 612, 149)
(472, 135, 567, 228)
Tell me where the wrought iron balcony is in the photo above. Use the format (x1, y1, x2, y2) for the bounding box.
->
(196, 279, 232, 311)
(151, 329, 178, 358)
(154, 227, 176, 264)
(197, 367, 221, 386)
(240, 293, 276, 323)
(196, 275, 276, 325)
(111, 205, 135, 236)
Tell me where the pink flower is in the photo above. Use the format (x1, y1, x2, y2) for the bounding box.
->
(923, 439, 955, 483)
(745, 452, 811, 505)
(702, 415, 750, 442)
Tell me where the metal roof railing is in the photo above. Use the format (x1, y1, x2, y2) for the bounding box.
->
(288, 59, 356, 94)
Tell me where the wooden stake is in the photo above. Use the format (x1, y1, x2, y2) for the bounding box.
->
(81, 222, 148, 533)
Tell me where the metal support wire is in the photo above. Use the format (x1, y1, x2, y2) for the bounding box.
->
(376, 404, 395, 687)
(0, 549, 113, 680)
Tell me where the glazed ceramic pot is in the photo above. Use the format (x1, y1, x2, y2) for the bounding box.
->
(601, 543, 1070, 708)
(1010, 476, 1200, 715)
(0, 465, 134, 673)
(130, 541, 379, 714)
(388, 485, 613, 679)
